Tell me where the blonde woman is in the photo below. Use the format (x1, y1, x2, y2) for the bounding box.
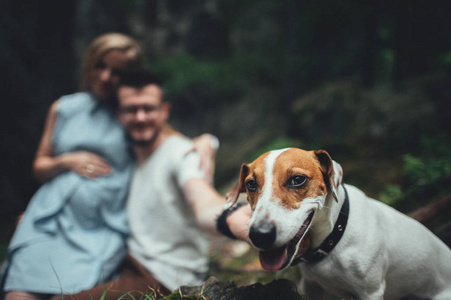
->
(0, 33, 142, 300)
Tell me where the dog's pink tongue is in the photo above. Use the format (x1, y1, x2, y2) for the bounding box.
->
(259, 247, 287, 271)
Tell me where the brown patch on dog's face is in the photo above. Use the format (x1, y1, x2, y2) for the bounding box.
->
(242, 152, 269, 209)
(271, 149, 328, 209)
(241, 149, 328, 210)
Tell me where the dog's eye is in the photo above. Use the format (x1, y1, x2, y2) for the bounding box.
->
(288, 175, 308, 188)
(246, 180, 258, 192)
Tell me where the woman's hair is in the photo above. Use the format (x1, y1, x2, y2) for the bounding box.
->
(81, 33, 143, 90)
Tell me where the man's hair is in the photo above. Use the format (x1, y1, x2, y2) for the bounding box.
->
(119, 68, 163, 89)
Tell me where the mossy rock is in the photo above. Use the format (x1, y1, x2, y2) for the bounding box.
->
(164, 276, 307, 300)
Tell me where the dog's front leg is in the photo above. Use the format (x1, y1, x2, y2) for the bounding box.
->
(357, 281, 385, 300)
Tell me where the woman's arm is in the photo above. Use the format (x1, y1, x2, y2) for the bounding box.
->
(33, 100, 111, 182)
(190, 134, 219, 184)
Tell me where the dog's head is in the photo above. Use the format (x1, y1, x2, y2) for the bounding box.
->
(226, 148, 343, 270)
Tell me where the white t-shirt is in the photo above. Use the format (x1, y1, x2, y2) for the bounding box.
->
(126, 135, 209, 291)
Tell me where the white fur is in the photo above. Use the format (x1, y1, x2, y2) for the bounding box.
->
(300, 184, 451, 299)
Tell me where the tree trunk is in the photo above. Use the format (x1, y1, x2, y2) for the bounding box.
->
(408, 193, 451, 224)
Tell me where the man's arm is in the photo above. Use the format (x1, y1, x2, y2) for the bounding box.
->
(183, 178, 250, 241)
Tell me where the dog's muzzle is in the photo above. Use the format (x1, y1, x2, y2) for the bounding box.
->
(250, 211, 315, 271)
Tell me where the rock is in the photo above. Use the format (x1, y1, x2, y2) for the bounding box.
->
(175, 276, 308, 300)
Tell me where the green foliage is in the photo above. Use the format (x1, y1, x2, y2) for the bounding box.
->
(379, 184, 403, 206)
(382, 132, 451, 211)
(376, 48, 395, 83)
(403, 133, 451, 189)
(116, 290, 156, 300)
(438, 51, 451, 70)
(149, 54, 245, 102)
(75, 289, 158, 300)
(251, 137, 301, 160)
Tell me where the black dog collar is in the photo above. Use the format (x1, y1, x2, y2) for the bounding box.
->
(292, 185, 350, 265)
(216, 203, 246, 239)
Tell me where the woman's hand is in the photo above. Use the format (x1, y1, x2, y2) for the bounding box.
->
(34, 151, 112, 181)
(62, 151, 112, 179)
(33, 100, 112, 182)
(189, 134, 219, 184)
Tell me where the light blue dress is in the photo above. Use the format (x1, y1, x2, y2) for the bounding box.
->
(1, 92, 134, 294)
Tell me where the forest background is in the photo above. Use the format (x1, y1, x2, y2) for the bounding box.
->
(1, 0, 450, 273)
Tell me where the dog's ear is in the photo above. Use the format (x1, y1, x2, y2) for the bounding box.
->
(224, 163, 249, 209)
(314, 150, 342, 202)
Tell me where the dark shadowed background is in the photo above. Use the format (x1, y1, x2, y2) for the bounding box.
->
(1, 0, 450, 253)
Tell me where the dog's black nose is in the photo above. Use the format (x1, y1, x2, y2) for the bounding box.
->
(249, 223, 276, 250)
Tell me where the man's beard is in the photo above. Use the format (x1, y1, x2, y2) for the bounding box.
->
(127, 126, 161, 147)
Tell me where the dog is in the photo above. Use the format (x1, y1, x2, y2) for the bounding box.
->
(226, 148, 451, 300)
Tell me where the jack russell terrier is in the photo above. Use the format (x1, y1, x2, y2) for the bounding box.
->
(226, 148, 451, 300)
